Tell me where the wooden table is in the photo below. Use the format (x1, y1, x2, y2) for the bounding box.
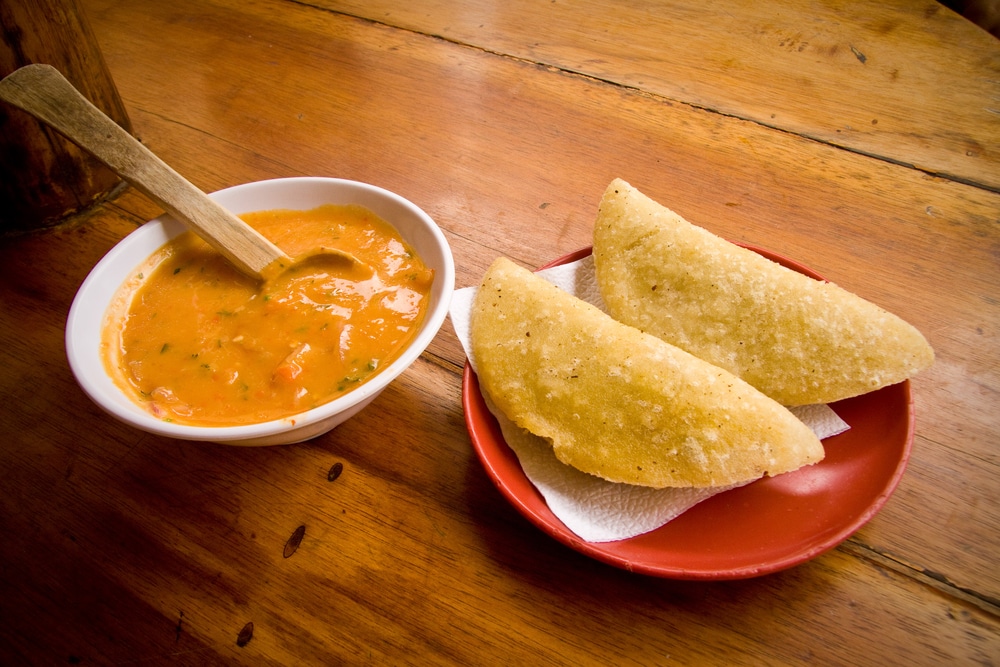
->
(2, 1, 997, 663)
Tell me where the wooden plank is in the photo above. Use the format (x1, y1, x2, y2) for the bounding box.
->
(0, 264, 996, 664)
(314, 0, 1000, 192)
(0, 0, 991, 662)
(74, 0, 1000, 601)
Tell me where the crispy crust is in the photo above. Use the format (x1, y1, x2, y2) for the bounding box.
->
(593, 179, 934, 406)
(469, 257, 824, 488)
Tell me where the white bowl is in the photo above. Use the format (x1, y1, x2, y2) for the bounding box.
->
(66, 177, 455, 446)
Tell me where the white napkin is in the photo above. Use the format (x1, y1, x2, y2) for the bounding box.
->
(450, 255, 849, 543)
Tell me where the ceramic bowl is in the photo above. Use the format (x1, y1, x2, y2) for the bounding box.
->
(66, 177, 455, 446)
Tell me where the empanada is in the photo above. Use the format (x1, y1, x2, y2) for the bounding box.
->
(469, 257, 824, 488)
(593, 179, 934, 406)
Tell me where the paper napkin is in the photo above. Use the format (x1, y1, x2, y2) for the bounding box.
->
(450, 255, 849, 543)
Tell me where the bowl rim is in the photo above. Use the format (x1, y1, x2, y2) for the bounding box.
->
(65, 177, 455, 441)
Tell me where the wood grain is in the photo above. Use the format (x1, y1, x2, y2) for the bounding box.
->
(0, 0, 130, 232)
(0, 64, 286, 278)
(0, 0, 996, 663)
(317, 0, 1000, 192)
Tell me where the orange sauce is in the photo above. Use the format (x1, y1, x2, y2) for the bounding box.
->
(102, 204, 433, 426)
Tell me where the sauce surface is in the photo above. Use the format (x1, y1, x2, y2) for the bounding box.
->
(103, 205, 433, 426)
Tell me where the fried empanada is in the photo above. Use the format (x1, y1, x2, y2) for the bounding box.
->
(469, 257, 824, 488)
(593, 179, 934, 406)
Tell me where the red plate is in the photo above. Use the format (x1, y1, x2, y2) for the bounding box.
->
(462, 245, 914, 579)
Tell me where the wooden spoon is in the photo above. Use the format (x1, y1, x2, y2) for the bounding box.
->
(0, 64, 363, 282)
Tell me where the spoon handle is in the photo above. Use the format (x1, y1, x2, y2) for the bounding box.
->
(0, 64, 285, 279)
